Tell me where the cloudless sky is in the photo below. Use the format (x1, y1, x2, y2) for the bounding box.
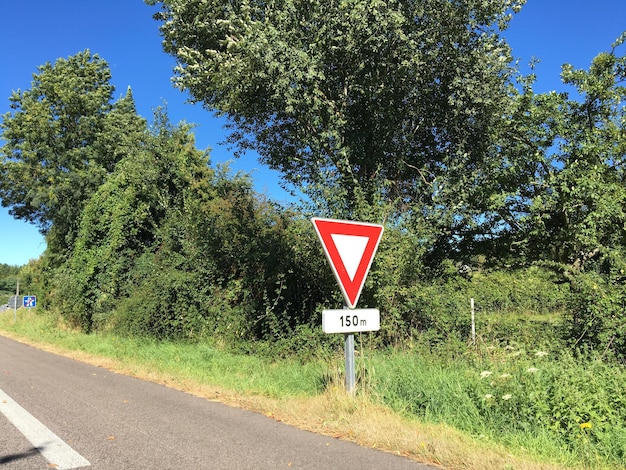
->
(1, 0, 625, 266)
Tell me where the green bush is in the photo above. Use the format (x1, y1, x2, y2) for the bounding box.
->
(0, 264, 19, 298)
(371, 265, 567, 347)
(469, 267, 568, 314)
(566, 270, 626, 361)
(370, 345, 626, 467)
(470, 348, 626, 466)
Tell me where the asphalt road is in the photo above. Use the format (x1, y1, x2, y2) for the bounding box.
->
(0, 335, 434, 469)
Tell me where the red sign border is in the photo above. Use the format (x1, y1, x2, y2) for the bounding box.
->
(311, 218, 384, 308)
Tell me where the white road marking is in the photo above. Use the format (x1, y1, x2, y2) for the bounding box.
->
(0, 387, 91, 469)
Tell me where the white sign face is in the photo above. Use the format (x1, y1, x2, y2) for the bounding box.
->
(330, 234, 369, 280)
(322, 309, 380, 334)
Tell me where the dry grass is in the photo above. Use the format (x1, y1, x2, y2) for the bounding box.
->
(243, 390, 573, 470)
(0, 329, 578, 470)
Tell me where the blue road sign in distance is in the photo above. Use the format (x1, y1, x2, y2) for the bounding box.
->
(23, 296, 36, 308)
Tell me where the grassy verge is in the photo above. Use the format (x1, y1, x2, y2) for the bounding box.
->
(0, 309, 614, 469)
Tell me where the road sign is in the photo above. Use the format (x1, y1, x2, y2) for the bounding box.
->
(311, 218, 384, 308)
(23, 296, 36, 308)
(322, 308, 380, 333)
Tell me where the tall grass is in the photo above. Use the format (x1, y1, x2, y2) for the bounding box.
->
(0, 309, 326, 398)
(366, 343, 626, 468)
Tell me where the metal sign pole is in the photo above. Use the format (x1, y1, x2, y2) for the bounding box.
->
(344, 302, 356, 394)
(344, 333, 356, 394)
(14, 279, 19, 322)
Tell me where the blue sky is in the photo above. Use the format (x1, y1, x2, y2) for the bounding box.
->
(1, 0, 625, 266)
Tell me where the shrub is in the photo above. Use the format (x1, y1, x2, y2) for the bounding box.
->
(566, 270, 626, 361)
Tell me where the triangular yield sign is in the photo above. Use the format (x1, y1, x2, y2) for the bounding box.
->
(312, 217, 384, 308)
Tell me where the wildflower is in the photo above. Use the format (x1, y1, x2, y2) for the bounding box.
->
(526, 367, 539, 373)
(502, 394, 513, 401)
(535, 351, 548, 357)
(480, 371, 492, 379)
(580, 422, 593, 430)
(484, 394, 494, 400)
(499, 373, 511, 379)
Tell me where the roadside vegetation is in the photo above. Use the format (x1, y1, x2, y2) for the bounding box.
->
(1, 1, 626, 468)
(0, 264, 20, 299)
(2, 297, 625, 469)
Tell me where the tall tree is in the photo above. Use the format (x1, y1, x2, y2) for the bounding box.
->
(148, 0, 524, 217)
(440, 33, 626, 269)
(57, 110, 210, 330)
(0, 50, 145, 256)
(482, 34, 626, 357)
(519, 34, 626, 275)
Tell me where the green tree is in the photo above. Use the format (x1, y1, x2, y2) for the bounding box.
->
(0, 50, 146, 257)
(148, 0, 524, 218)
(435, 72, 561, 266)
(511, 35, 626, 357)
(114, 162, 337, 344)
(0, 264, 20, 299)
(56, 110, 209, 331)
(516, 35, 626, 275)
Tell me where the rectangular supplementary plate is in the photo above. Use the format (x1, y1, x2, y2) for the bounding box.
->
(322, 308, 380, 334)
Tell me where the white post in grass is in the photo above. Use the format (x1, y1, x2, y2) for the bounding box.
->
(471, 297, 476, 346)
